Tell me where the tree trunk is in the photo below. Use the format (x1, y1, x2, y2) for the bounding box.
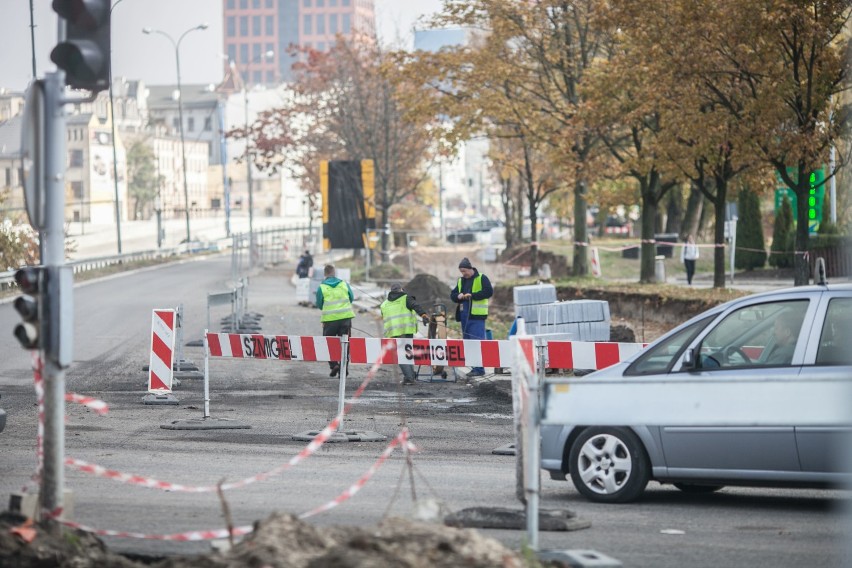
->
(665, 186, 683, 235)
(712, 196, 727, 288)
(640, 188, 657, 283)
(682, 182, 704, 240)
(529, 198, 539, 276)
(501, 176, 515, 249)
(793, 174, 811, 286)
(572, 178, 589, 276)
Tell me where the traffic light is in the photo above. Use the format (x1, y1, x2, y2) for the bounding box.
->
(50, 0, 111, 92)
(13, 266, 46, 350)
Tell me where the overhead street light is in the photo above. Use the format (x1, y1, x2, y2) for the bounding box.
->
(142, 22, 209, 246)
(229, 49, 273, 266)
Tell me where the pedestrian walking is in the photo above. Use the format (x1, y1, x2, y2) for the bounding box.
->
(450, 257, 494, 377)
(296, 250, 313, 278)
(380, 283, 430, 385)
(681, 234, 699, 285)
(316, 264, 354, 377)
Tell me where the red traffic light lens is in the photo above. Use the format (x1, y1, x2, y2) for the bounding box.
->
(14, 267, 41, 295)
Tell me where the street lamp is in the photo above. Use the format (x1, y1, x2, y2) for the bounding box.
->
(108, 0, 129, 254)
(230, 50, 273, 265)
(142, 22, 209, 245)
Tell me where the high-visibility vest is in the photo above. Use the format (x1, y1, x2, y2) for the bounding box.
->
(380, 296, 417, 337)
(319, 282, 354, 322)
(457, 274, 489, 317)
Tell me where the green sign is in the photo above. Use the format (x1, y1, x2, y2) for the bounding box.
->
(774, 167, 825, 234)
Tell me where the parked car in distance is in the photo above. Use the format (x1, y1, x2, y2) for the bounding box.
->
(541, 282, 852, 503)
(446, 219, 504, 244)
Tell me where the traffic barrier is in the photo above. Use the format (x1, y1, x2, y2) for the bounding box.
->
(143, 309, 178, 405)
(205, 333, 645, 371)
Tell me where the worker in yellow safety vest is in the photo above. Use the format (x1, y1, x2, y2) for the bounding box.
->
(380, 283, 429, 385)
(450, 257, 494, 377)
(316, 264, 354, 377)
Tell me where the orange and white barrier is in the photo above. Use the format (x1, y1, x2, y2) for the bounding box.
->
(590, 247, 602, 277)
(206, 332, 645, 372)
(147, 309, 176, 393)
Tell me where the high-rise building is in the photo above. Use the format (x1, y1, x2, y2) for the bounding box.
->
(223, 0, 375, 85)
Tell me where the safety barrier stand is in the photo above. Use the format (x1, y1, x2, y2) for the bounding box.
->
(143, 309, 179, 405)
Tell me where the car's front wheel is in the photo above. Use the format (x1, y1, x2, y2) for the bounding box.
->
(568, 427, 650, 503)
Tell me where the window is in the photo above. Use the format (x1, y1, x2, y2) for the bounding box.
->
(71, 181, 84, 199)
(316, 14, 325, 34)
(227, 44, 237, 63)
(4, 167, 11, 187)
(240, 43, 249, 63)
(317, 41, 326, 51)
(697, 300, 809, 369)
(317, 0, 324, 6)
(303, 0, 311, 6)
(342, 13, 350, 33)
(69, 149, 84, 167)
(265, 15, 274, 35)
(329, 0, 337, 5)
(188, 117, 195, 132)
(173, 117, 180, 130)
(303, 14, 312, 34)
(626, 315, 715, 376)
(329, 14, 338, 34)
(266, 42, 275, 54)
(816, 298, 852, 365)
(252, 42, 261, 60)
(253, 15, 261, 35)
(253, 70, 262, 83)
(265, 0, 273, 7)
(342, 0, 350, 5)
(252, 0, 260, 7)
(266, 70, 275, 83)
(240, 16, 248, 36)
(227, 16, 236, 37)
(239, 0, 247, 8)
(226, 0, 235, 8)
(204, 117, 212, 131)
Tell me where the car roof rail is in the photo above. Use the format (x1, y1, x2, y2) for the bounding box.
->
(814, 257, 828, 286)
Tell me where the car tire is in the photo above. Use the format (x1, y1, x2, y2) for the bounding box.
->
(568, 427, 650, 503)
(673, 483, 723, 494)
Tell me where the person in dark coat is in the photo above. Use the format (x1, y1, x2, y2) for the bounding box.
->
(450, 257, 494, 377)
(296, 250, 313, 278)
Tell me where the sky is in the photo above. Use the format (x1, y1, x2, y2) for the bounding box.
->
(0, 0, 445, 92)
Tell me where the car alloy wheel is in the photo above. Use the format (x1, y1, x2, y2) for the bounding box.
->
(568, 427, 650, 503)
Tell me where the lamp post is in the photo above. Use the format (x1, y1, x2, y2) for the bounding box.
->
(108, 0, 129, 254)
(143, 23, 209, 245)
(230, 50, 273, 266)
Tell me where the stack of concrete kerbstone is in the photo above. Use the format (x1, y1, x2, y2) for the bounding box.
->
(512, 283, 610, 341)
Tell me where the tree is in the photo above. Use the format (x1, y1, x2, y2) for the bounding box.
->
(242, 41, 435, 256)
(126, 140, 160, 220)
(770, 195, 794, 269)
(735, 186, 767, 270)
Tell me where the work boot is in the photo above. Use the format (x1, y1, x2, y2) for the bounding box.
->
(329, 364, 340, 377)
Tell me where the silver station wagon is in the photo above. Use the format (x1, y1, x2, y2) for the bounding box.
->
(541, 282, 852, 503)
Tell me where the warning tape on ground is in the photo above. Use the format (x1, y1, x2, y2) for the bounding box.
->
(207, 333, 645, 370)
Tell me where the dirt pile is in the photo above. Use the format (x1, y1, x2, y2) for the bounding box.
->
(500, 246, 570, 278)
(0, 512, 528, 568)
(404, 273, 451, 310)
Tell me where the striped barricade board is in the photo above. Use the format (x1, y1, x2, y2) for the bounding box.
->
(205, 333, 646, 371)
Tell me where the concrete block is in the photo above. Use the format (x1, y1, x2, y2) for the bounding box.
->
(537, 549, 622, 567)
(9, 489, 74, 521)
(513, 284, 557, 306)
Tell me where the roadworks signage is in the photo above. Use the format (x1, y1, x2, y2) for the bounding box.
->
(148, 309, 176, 393)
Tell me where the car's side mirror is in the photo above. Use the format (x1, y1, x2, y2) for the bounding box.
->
(682, 348, 697, 370)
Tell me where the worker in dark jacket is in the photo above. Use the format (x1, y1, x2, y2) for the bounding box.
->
(380, 283, 429, 384)
(316, 264, 354, 377)
(450, 257, 494, 377)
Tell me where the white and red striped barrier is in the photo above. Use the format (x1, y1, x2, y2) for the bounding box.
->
(148, 309, 176, 393)
(206, 333, 645, 371)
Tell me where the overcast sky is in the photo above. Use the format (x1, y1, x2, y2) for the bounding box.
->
(0, 0, 445, 92)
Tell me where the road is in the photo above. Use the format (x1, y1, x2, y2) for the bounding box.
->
(0, 255, 849, 567)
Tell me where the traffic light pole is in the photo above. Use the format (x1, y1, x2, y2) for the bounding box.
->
(41, 70, 68, 525)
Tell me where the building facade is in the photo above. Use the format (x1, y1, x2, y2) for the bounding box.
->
(222, 0, 376, 84)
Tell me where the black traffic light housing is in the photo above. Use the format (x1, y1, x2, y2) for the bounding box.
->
(50, 0, 111, 92)
(13, 266, 46, 350)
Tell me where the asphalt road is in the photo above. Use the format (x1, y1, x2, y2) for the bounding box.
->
(0, 255, 849, 567)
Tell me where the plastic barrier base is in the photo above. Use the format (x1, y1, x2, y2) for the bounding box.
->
(536, 550, 622, 567)
(142, 393, 179, 405)
(160, 418, 251, 430)
(491, 443, 516, 456)
(444, 507, 590, 532)
(291, 430, 386, 443)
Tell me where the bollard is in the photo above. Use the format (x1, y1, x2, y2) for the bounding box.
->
(654, 255, 666, 283)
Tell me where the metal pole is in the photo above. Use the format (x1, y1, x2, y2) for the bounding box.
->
(218, 100, 231, 237)
(829, 144, 837, 224)
(174, 44, 191, 245)
(107, 0, 129, 254)
(28, 0, 37, 77)
(42, 70, 68, 522)
(244, 87, 255, 267)
(337, 335, 349, 432)
(525, 345, 542, 551)
(438, 162, 444, 241)
(203, 329, 210, 418)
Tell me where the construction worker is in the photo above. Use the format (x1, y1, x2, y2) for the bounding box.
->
(316, 264, 354, 377)
(450, 257, 494, 377)
(380, 283, 429, 385)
